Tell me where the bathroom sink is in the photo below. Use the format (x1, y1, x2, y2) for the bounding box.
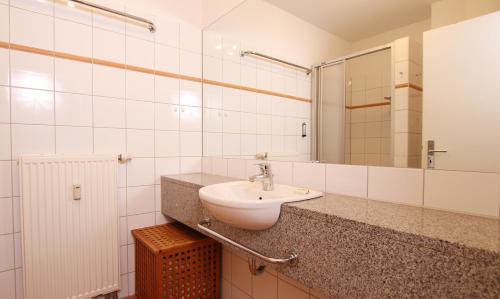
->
(199, 181, 323, 230)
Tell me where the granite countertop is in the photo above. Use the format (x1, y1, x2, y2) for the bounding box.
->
(163, 173, 500, 259)
(162, 173, 500, 298)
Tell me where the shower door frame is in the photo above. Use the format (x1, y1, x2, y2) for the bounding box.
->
(311, 44, 393, 162)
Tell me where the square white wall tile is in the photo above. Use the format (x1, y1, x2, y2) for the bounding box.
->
(222, 60, 240, 85)
(252, 270, 278, 299)
(0, 86, 9, 123)
(126, 100, 154, 130)
(155, 76, 179, 104)
(201, 157, 212, 174)
(271, 161, 293, 185)
(326, 164, 368, 198)
(0, 49, 9, 86)
(180, 106, 202, 132)
(241, 134, 257, 156)
(180, 131, 201, 156)
(11, 124, 55, 159)
(10, 51, 54, 90)
(127, 185, 155, 215)
(203, 56, 222, 81)
(0, 233, 14, 271)
(155, 157, 180, 183)
(179, 50, 201, 77)
(126, 212, 155, 243)
(55, 18, 92, 57)
(203, 85, 223, 109)
(240, 91, 256, 113)
(93, 27, 125, 63)
(126, 36, 154, 69)
(0, 4, 8, 42)
(368, 166, 423, 205)
(212, 157, 228, 176)
(179, 23, 201, 53)
(93, 65, 125, 99)
(93, 96, 125, 128)
(180, 157, 201, 174)
(227, 159, 246, 179)
(126, 129, 154, 157)
(93, 128, 126, 154)
(55, 126, 93, 154)
(155, 16, 179, 48)
(223, 133, 240, 156)
(126, 71, 154, 102)
(155, 103, 179, 131)
(293, 162, 325, 191)
(203, 108, 222, 133)
(0, 161, 12, 201)
(0, 124, 11, 160)
(222, 88, 240, 111)
(179, 81, 201, 107)
(424, 170, 500, 217)
(127, 158, 154, 186)
(222, 111, 240, 134)
(203, 132, 222, 156)
(10, 7, 54, 50)
(11, 88, 54, 125)
(54, 58, 92, 94)
(155, 130, 179, 157)
(231, 254, 252, 295)
(0, 197, 13, 234)
(0, 269, 15, 299)
(55, 93, 92, 126)
(155, 44, 179, 73)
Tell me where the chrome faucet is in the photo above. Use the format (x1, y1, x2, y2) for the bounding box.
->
(249, 162, 274, 191)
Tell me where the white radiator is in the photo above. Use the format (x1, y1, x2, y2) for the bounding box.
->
(19, 155, 120, 299)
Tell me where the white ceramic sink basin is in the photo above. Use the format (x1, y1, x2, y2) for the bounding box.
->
(199, 181, 323, 230)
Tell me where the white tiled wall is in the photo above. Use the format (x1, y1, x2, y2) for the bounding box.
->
(203, 157, 500, 218)
(393, 37, 423, 168)
(0, 0, 203, 297)
(202, 30, 312, 161)
(222, 246, 329, 299)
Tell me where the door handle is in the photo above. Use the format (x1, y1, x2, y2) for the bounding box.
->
(427, 140, 447, 168)
(428, 149, 447, 153)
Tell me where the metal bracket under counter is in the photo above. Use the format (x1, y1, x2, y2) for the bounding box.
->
(198, 218, 298, 268)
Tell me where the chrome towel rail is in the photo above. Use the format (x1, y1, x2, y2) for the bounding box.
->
(240, 51, 312, 74)
(198, 219, 298, 265)
(70, 0, 156, 32)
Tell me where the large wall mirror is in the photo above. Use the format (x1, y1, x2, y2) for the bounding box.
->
(202, 0, 500, 173)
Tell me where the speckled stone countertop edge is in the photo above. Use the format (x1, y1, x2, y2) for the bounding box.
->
(162, 174, 500, 262)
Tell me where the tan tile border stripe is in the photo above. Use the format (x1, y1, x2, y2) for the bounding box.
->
(0, 41, 311, 102)
(345, 102, 390, 110)
(395, 83, 423, 92)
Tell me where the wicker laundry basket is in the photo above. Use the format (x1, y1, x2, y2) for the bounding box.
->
(132, 223, 221, 299)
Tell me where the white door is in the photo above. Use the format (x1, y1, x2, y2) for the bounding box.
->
(422, 11, 500, 173)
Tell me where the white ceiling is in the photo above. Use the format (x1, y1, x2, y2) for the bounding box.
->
(264, 0, 438, 41)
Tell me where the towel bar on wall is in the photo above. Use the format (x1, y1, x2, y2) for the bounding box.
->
(197, 218, 298, 265)
(70, 0, 156, 32)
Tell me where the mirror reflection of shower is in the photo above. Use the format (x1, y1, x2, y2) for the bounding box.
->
(315, 48, 392, 166)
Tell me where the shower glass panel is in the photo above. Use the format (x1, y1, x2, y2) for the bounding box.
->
(317, 62, 345, 164)
(345, 49, 391, 166)
(315, 48, 392, 166)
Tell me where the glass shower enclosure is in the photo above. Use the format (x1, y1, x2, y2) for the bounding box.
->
(313, 47, 392, 166)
